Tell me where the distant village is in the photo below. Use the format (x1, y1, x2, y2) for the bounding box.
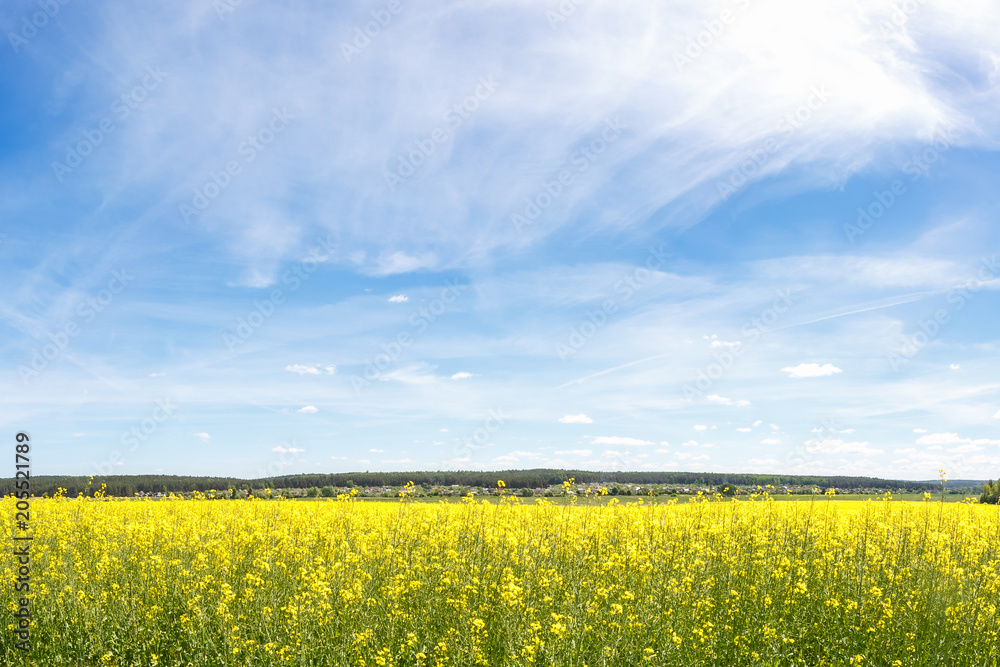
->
(128, 480, 972, 500)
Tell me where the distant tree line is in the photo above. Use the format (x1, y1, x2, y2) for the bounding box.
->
(0, 469, 942, 497)
(982, 480, 999, 504)
(0, 475, 246, 498)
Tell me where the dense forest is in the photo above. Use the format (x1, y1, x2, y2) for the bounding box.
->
(1, 469, 942, 497)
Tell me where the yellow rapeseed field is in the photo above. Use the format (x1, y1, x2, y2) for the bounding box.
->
(2, 491, 999, 666)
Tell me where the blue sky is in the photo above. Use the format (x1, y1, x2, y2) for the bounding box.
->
(2, 0, 999, 481)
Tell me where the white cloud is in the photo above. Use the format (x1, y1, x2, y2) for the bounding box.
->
(286, 364, 336, 375)
(357, 459, 370, 465)
(440, 428, 449, 432)
(780, 363, 842, 378)
(590, 436, 653, 446)
(659, 441, 670, 446)
(707, 394, 751, 407)
(381, 364, 438, 385)
(388, 294, 409, 303)
(553, 449, 593, 457)
(492, 450, 543, 464)
(450, 371, 476, 380)
(949, 444, 983, 454)
(949, 363, 960, 370)
(674, 453, 710, 462)
(693, 425, 708, 431)
(444, 456, 485, 470)
(806, 439, 882, 456)
(736, 427, 752, 433)
(654, 448, 670, 454)
(913, 428, 928, 433)
(193, 432, 211, 440)
(704, 334, 741, 350)
(753, 420, 763, 427)
(297, 406, 318, 413)
(510, 450, 543, 459)
(744, 458, 783, 470)
(601, 450, 648, 461)
(761, 438, 782, 445)
(811, 426, 852, 435)
(894, 448, 917, 455)
(228, 269, 275, 289)
(371, 252, 437, 276)
(680, 440, 715, 448)
(994, 410, 1000, 420)
(559, 414, 593, 424)
(369, 448, 384, 453)
(330, 456, 347, 460)
(272, 445, 305, 453)
(916, 433, 1000, 447)
(770, 424, 780, 430)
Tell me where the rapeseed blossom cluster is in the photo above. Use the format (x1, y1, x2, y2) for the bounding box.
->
(1, 492, 998, 665)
